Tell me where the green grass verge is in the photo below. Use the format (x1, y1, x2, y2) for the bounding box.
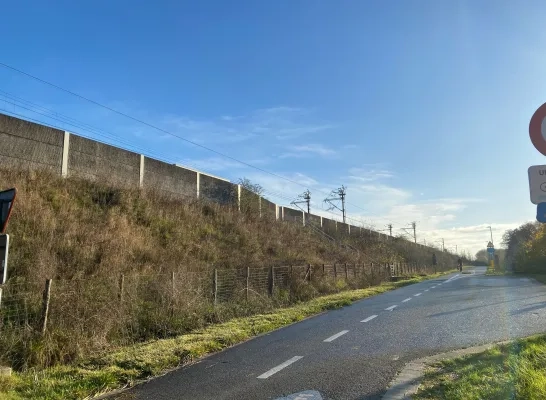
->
(0, 272, 451, 400)
(414, 335, 546, 400)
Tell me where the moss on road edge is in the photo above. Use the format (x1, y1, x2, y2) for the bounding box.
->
(0, 272, 450, 400)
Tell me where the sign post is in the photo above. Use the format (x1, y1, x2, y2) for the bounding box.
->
(0, 188, 16, 308)
(486, 241, 495, 269)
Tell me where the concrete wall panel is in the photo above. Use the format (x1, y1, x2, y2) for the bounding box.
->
(68, 135, 140, 186)
(143, 157, 197, 198)
(200, 174, 235, 205)
(0, 113, 63, 172)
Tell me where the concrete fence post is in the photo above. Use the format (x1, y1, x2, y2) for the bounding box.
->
(61, 131, 70, 177)
(259, 197, 262, 218)
(196, 172, 200, 199)
(40, 279, 52, 336)
(139, 154, 145, 188)
(237, 185, 242, 212)
(302, 211, 305, 226)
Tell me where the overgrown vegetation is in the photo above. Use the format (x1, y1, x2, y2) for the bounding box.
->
(502, 222, 545, 274)
(0, 167, 457, 391)
(415, 335, 546, 400)
(0, 274, 447, 400)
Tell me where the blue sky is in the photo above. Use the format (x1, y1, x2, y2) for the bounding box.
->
(2, 0, 546, 254)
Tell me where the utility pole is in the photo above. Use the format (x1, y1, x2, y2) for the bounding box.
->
(487, 226, 493, 245)
(324, 186, 347, 224)
(455, 245, 458, 254)
(442, 238, 445, 252)
(291, 189, 311, 215)
(388, 224, 393, 237)
(401, 222, 417, 243)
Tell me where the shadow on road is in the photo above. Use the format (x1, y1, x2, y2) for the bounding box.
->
(427, 294, 546, 318)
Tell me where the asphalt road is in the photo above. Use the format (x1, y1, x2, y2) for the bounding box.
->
(115, 267, 546, 400)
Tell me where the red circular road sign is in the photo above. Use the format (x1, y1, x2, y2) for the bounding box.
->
(529, 102, 546, 156)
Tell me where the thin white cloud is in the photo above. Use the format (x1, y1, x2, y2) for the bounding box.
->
(348, 167, 395, 182)
(279, 143, 337, 159)
(162, 106, 334, 144)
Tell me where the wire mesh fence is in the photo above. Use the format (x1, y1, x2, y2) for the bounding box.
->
(0, 260, 447, 368)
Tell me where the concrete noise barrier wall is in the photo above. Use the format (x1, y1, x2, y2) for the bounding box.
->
(0, 113, 64, 173)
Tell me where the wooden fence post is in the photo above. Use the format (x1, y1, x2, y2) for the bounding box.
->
(334, 264, 337, 281)
(170, 271, 175, 317)
(289, 265, 293, 301)
(307, 264, 312, 282)
(344, 263, 348, 280)
(268, 266, 274, 296)
(246, 266, 250, 301)
(118, 274, 124, 302)
(322, 264, 325, 277)
(40, 279, 52, 336)
(213, 268, 218, 305)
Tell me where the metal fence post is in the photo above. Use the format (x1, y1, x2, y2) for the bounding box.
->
(40, 279, 52, 336)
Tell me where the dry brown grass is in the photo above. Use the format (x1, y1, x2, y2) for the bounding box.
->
(0, 167, 455, 371)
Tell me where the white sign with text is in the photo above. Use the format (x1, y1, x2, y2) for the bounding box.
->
(528, 165, 546, 204)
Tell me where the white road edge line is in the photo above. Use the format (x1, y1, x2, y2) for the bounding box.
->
(324, 330, 349, 342)
(414, 293, 422, 297)
(385, 305, 397, 311)
(361, 315, 378, 323)
(257, 356, 304, 379)
(402, 298, 412, 303)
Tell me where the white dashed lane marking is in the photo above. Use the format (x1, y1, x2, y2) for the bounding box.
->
(402, 298, 412, 303)
(323, 330, 349, 343)
(385, 305, 397, 311)
(414, 293, 422, 297)
(361, 315, 378, 323)
(257, 356, 303, 379)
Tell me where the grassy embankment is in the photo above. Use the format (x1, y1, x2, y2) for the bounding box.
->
(0, 273, 452, 400)
(415, 335, 546, 400)
(0, 167, 455, 399)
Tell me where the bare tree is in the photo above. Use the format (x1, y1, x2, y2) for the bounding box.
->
(238, 178, 264, 196)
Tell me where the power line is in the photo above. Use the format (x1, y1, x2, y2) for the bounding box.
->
(0, 62, 331, 192)
(0, 62, 379, 216)
(0, 99, 405, 236)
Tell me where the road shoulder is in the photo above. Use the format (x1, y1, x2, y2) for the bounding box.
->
(382, 342, 506, 400)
